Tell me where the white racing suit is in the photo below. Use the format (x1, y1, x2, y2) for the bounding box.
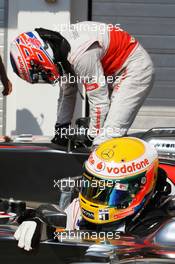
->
(64, 198, 125, 232)
(64, 198, 81, 230)
(57, 22, 154, 145)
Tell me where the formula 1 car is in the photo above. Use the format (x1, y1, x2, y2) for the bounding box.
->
(1, 126, 175, 263)
(0, 124, 175, 203)
(1, 214, 175, 264)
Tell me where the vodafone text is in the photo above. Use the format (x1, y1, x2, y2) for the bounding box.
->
(106, 159, 149, 175)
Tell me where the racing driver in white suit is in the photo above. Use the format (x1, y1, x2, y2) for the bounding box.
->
(10, 22, 154, 146)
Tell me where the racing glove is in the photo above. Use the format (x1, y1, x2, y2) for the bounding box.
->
(14, 204, 66, 251)
(51, 123, 70, 146)
(72, 117, 94, 149)
(14, 218, 43, 251)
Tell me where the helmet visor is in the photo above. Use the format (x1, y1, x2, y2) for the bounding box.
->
(81, 171, 147, 209)
(29, 61, 59, 84)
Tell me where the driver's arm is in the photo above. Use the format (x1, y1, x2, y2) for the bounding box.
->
(64, 198, 81, 230)
(74, 45, 110, 140)
(56, 73, 78, 125)
(0, 55, 12, 96)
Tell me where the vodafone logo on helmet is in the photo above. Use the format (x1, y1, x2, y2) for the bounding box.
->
(88, 153, 106, 172)
(86, 139, 158, 178)
(106, 158, 149, 175)
(95, 161, 106, 172)
(87, 153, 153, 178)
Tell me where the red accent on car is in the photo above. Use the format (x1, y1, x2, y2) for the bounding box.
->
(159, 164, 175, 184)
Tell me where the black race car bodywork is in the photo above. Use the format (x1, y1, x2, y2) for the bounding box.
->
(0, 127, 175, 203)
(1, 216, 175, 264)
(1, 127, 175, 263)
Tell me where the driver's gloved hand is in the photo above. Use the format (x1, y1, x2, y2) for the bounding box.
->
(14, 218, 43, 251)
(72, 133, 94, 149)
(84, 135, 94, 148)
(51, 123, 70, 146)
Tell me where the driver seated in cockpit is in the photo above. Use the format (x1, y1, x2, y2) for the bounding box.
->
(14, 137, 174, 251)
